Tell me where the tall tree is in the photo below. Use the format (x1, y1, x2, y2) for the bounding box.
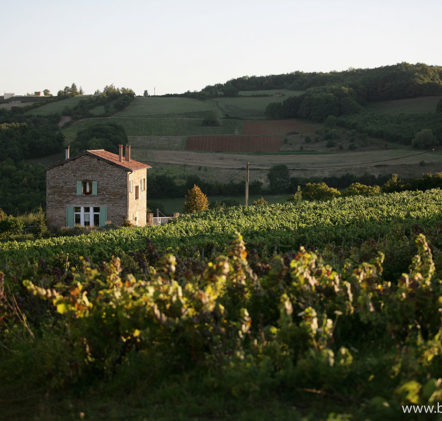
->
(184, 185, 209, 213)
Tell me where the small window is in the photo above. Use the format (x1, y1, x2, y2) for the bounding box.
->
(135, 185, 139, 200)
(83, 181, 92, 195)
(141, 178, 146, 191)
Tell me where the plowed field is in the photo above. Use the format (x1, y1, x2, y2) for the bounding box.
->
(242, 119, 318, 135)
(186, 135, 282, 152)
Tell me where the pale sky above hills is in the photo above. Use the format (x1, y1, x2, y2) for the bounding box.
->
(1, 0, 442, 95)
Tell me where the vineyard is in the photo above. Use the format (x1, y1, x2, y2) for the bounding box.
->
(1, 190, 442, 419)
(186, 135, 282, 152)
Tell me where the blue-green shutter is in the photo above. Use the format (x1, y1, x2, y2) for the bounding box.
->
(92, 181, 98, 196)
(66, 206, 74, 228)
(99, 206, 108, 227)
(76, 181, 82, 195)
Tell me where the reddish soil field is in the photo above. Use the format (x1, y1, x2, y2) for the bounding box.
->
(242, 119, 318, 135)
(186, 135, 282, 153)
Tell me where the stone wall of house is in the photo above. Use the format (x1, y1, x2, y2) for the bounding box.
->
(46, 155, 129, 228)
(128, 168, 148, 226)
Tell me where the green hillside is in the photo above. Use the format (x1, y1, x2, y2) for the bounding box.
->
(26, 95, 90, 115)
(116, 96, 217, 117)
(367, 95, 442, 113)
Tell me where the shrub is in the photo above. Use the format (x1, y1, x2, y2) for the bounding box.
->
(288, 185, 303, 202)
(343, 182, 381, 197)
(382, 174, 403, 193)
(0, 216, 24, 234)
(302, 182, 341, 200)
(412, 129, 438, 149)
(268, 165, 290, 193)
(202, 112, 221, 127)
(184, 185, 209, 213)
(252, 197, 268, 206)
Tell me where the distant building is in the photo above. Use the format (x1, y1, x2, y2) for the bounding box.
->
(3, 93, 14, 100)
(46, 145, 151, 228)
(34, 91, 42, 96)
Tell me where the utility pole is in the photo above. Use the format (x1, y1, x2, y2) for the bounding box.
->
(245, 162, 250, 207)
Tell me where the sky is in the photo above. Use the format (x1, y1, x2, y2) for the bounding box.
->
(1, 0, 442, 96)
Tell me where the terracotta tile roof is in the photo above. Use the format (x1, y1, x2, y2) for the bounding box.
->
(86, 149, 151, 171)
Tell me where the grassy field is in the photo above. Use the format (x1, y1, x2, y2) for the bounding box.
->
(212, 95, 286, 119)
(133, 145, 442, 183)
(366, 95, 442, 113)
(116, 96, 218, 117)
(62, 117, 244, 139)
(25, 96, 89, 115)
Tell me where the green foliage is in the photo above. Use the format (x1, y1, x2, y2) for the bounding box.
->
(252, 197, 268, 206)
(382, 174, 402, 193)
(1, 190, 441, 277)
(343, 182, 380, 197)
(0, 208, 47, 241)
(0, 113, 64, 161)
(184, 185, 209, 213)
(268, 164, 290, 192)
(70, 122, 128, 155)
(437, 98, 442, 113)
(204, 63, 442, 101)
(412, 128, 438, 149)
(266, 86, 363, 122)
(1, 232, 441, 418)
(57, 82, 81, 97)
(0, 160, 45, 215)
(58, 85, 135, 119)
(201, 111, 221, 126)
(337, 112, 442, 146)
(0, 215, 24, 235)
(301, 182, 341, 200)
(288, 185, 303, 202)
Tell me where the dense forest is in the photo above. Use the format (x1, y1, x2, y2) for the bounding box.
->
(198, 63, 442, 100)
(0, 110, 64, 161)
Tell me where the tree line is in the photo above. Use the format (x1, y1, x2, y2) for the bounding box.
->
(198, 63, 442, 101)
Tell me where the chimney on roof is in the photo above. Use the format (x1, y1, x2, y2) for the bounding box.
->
(125, 144, 131, 162)
(65, 145, 70, 160)
(118, 144, 123, 162)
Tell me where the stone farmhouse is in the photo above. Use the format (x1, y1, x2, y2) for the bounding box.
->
(46, 145, 151, 228)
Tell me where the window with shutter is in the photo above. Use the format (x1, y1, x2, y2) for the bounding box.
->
(99, 207, 108, 227)
(66, 206, 74, 227)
